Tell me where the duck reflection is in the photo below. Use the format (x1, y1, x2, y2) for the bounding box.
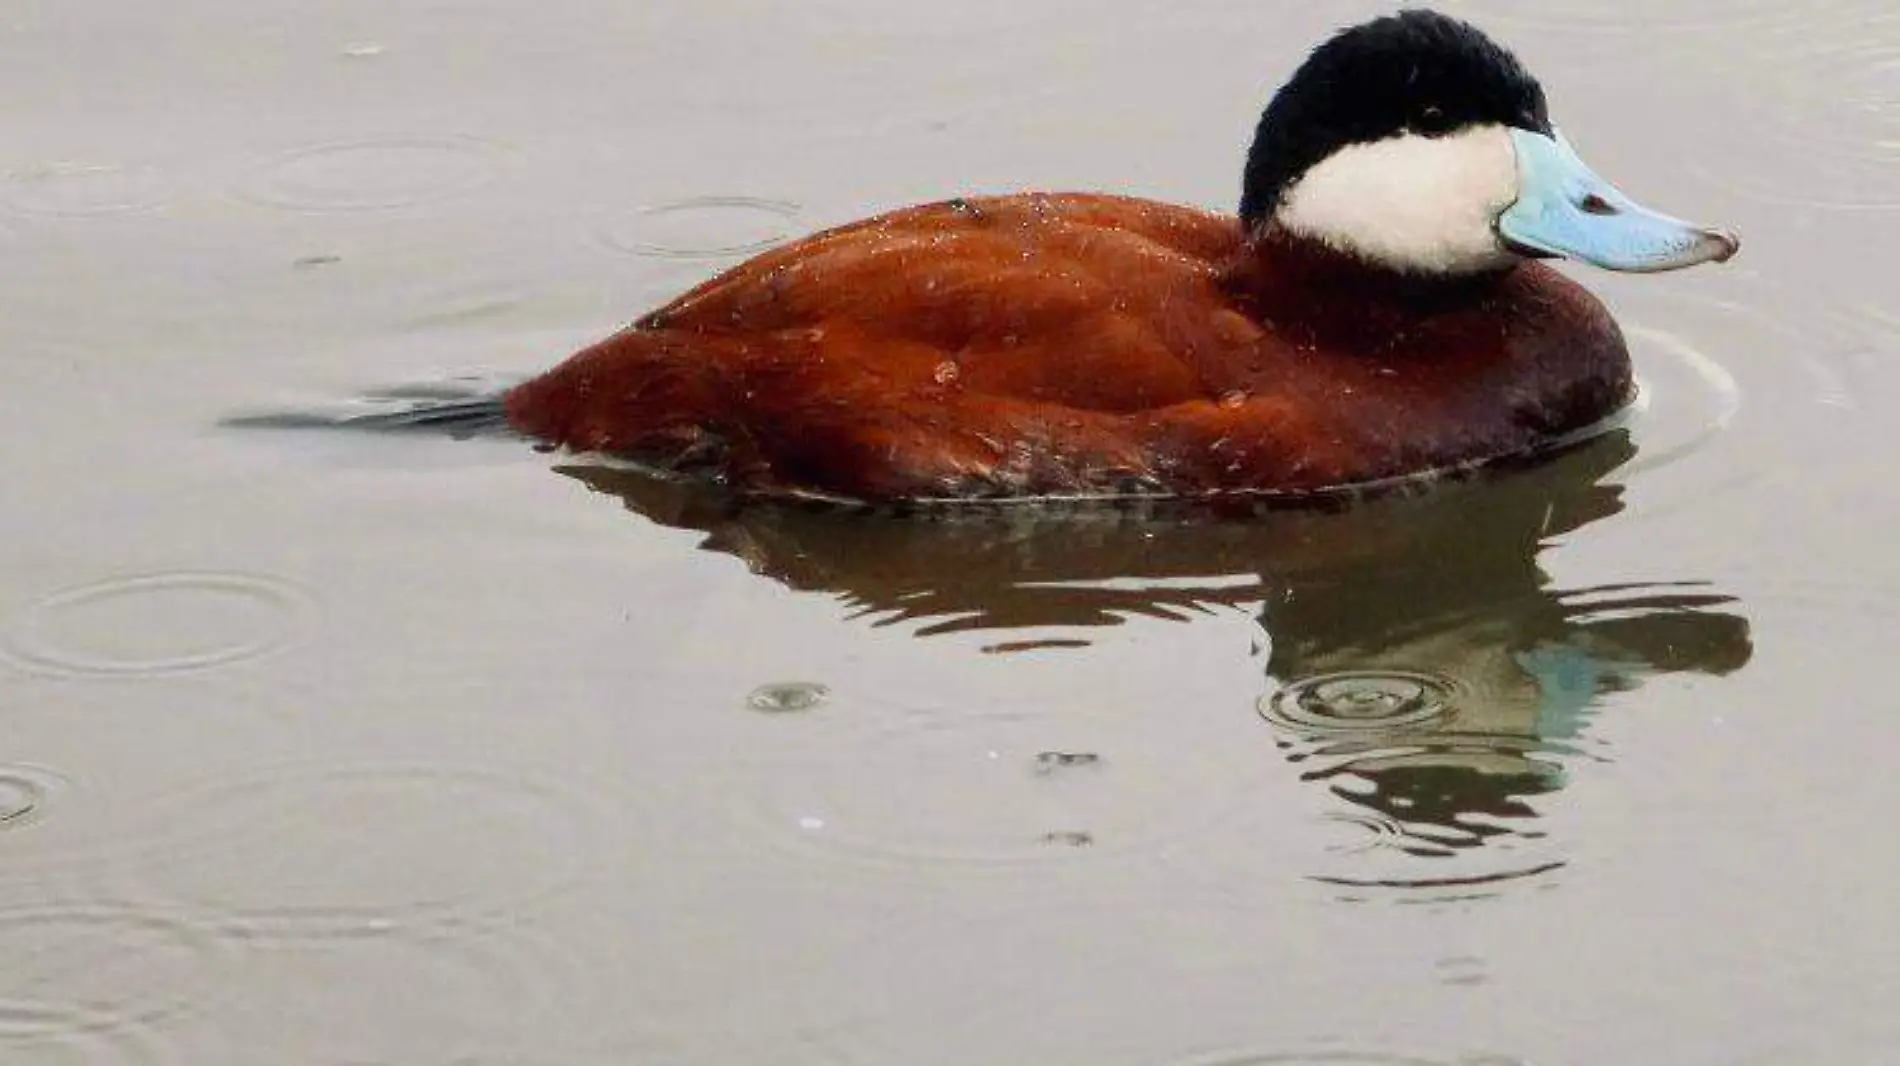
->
(559, 431, 1751, 878)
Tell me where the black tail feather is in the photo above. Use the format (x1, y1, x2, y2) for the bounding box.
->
(222, 377, 521, 440)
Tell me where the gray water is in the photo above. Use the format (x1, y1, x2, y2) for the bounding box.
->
(2, 2, 1897, 1064)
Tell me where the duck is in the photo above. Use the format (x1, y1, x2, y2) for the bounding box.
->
(504, 8, 1738, 503)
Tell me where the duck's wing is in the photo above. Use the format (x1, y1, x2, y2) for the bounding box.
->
(507, 194, 1268, 500)
(638, 193, 1241, 338)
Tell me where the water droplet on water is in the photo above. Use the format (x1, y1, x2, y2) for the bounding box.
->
(1033, 751, 1101, 774)
(747, 681, 829, 712)
(1259, 671, 1458, 733)
(738, 706, 1271, 867)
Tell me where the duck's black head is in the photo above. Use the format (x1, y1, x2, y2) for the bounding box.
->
(1234, 9, 1737, 277)
(1240, 10, 1549, 227)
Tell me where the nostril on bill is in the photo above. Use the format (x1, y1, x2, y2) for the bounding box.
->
(1578, 193, 1618, 216)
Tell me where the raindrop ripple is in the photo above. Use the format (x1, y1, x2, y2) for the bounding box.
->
(1, 571, 318, 678)
(233, 135, 517, 213)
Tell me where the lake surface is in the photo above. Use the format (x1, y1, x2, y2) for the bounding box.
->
(2, 1, 1897, 1063)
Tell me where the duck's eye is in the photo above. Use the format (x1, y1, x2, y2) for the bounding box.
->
(1415, 104, 1452, 134)
(1578, 193, 1618, 216)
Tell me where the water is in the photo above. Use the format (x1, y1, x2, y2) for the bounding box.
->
(2, 1, 1896, 1063)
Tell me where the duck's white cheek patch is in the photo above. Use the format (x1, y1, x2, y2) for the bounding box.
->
(1276, 124, 1522, 275)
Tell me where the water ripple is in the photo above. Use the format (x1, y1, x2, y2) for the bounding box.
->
(1261, 671, 1459, 734)
(196, 923, 595, 1065)
(796, 899, 1529, 1066)
(0, 1004, 176, 1065)
(1169, 1054, 1522, 1066)
(1607, 271, 1886, 485)
(1319, 809, 1409, 856)
(232, 136, 517, 213)
(1281, 737, 1572, 893)
(597, 196, 805, 259)
(1617, 321, 1741, 477)
(0, 765, 66, 832)
(1453, 0, 1889, 35)
(0, 162, 176, 219)
(747, 681, 830, 712)
(113, 764, 600, 938)
(0, 905, 230, 1052)
(1, 571, 318, 679)
(1689, 28, 1900, 211)
(1254, 565, 1752, 896)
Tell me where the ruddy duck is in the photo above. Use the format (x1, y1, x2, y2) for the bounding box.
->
(506, 9, 1738, 503)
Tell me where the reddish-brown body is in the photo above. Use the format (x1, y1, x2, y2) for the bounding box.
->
(505, 193, 1632, 501)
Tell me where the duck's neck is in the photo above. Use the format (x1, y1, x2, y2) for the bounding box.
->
(1231, 224, 1512, 315)
(1222, 226, 1518, 347)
